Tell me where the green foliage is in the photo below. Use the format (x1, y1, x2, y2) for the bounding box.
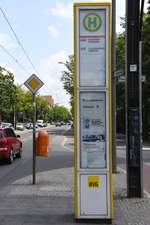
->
(36, 95, 50, 121)
(0, 66, 17, 123)
(116, 6, 150, 139)
(141, 4, 150, 140)
(116, 32, 125, 134)
(60, 55, 74, 111)
(49, 105, 71, 122)
(16, 89, 51, 122)
(116, 33, 125, 71)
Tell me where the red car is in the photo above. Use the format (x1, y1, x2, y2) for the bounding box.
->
(0, 128, 22, 164)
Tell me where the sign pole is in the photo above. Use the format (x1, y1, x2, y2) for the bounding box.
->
(24, 74, 44, 185)
(32, 93, 36, 185)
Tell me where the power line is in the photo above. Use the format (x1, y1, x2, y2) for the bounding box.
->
(0, 7, 38, 74)
(0, 43, 52, 94)
(0, 7, 60, 98)
(0, 44, 30, 76)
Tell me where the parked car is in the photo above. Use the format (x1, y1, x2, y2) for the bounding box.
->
(24, 123, 38, 129)
(24, 123, 32, 129)
(0, 128, 22, 163)
(55, 121, 61, 127)
(1, 122, 13, 129)
(16, 123, 24, 131)
(37, 120, 44, 127)
(43, 122, 47, 127)
(60, 121, 65, 126)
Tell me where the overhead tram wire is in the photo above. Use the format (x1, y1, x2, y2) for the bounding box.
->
(0, 44, 50, 94)
(0, 44, 51, 95)
(0, 6, 52, 95)
(0, 7, 38, 74)
(0, 44, 31, 76)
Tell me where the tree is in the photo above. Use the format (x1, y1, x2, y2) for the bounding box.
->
(0, 66, 17, 123)
(116, 32, 125, 134)
(60, 55, 74, 114)
(116, 5, 150, 139)
(36, 96, 50, 121)
(16, 87, 51, 123)
(142, 2, 150, 140)
(49, 105, 71, 122)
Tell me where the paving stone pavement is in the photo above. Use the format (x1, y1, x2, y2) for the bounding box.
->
(0, 167, 150, 225)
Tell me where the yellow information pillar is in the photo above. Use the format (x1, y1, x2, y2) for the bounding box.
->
(74, 2, 113, 220)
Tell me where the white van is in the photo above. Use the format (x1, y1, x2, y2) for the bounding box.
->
(37, 120, 44, 127)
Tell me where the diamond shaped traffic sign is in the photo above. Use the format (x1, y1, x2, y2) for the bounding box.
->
(24, 74, 44, 94)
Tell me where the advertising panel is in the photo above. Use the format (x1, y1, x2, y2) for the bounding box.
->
(80, 92, 106, 168)
(79, 9, 106, 87)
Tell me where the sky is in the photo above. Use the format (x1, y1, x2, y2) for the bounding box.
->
(0, 0, 148, 108)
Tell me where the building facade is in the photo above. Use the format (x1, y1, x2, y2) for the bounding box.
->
(41, 95, 54, 108)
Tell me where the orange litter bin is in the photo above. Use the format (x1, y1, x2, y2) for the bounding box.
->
(36, 130, 49, 157)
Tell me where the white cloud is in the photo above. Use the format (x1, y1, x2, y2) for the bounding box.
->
(49, 0, 125, 32)
(48, 25, 59, 38)
(0, 62, 26, 86)
(0, 33, 17, 49)
(49, 1, 73, 19)
(49, 0, 149, 33)
(38, 51, 70, 108)
(116, 0, 125, 33)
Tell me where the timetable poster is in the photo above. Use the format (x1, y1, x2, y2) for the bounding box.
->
(80, 92, 106, 168)
(79, 9, 106, 87)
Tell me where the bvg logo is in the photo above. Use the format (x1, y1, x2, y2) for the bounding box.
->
(83, 13, 102, 32)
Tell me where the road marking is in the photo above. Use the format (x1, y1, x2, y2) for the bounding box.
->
(61, 136, 74, 152)
(61, 137, 67, 148)
(143, 147, 150, 151)
(117, 146, 126, 150)
(144, 190, 150, 198)
(117, 146, 150, 151)
(118, 166, 126, 174)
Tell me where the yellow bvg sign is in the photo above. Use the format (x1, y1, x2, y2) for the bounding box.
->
(88, 176, 100, 188)
(83, 13, 102, 32)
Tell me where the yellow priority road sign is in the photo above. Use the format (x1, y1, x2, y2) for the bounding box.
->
(24, 74, 44, 94)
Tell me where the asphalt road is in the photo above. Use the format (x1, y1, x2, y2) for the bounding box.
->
(117, 146, 150, 195)
(117, 147, 150, 165)
(0, 126, 73, 190)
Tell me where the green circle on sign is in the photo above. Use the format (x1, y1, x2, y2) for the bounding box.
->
(83, 13, 102, 32)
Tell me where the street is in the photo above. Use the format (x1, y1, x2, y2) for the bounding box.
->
(117, 145, 150, 195)
(0, 126, 73, 190)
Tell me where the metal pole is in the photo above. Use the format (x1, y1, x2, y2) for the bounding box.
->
(112, 0, 117, 173)
(139, 41, 143, 197)
(32, 93, 36, 184)
(126, 0, 143, 197)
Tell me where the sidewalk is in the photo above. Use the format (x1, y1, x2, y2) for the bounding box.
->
(0, 167, 150, 225)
